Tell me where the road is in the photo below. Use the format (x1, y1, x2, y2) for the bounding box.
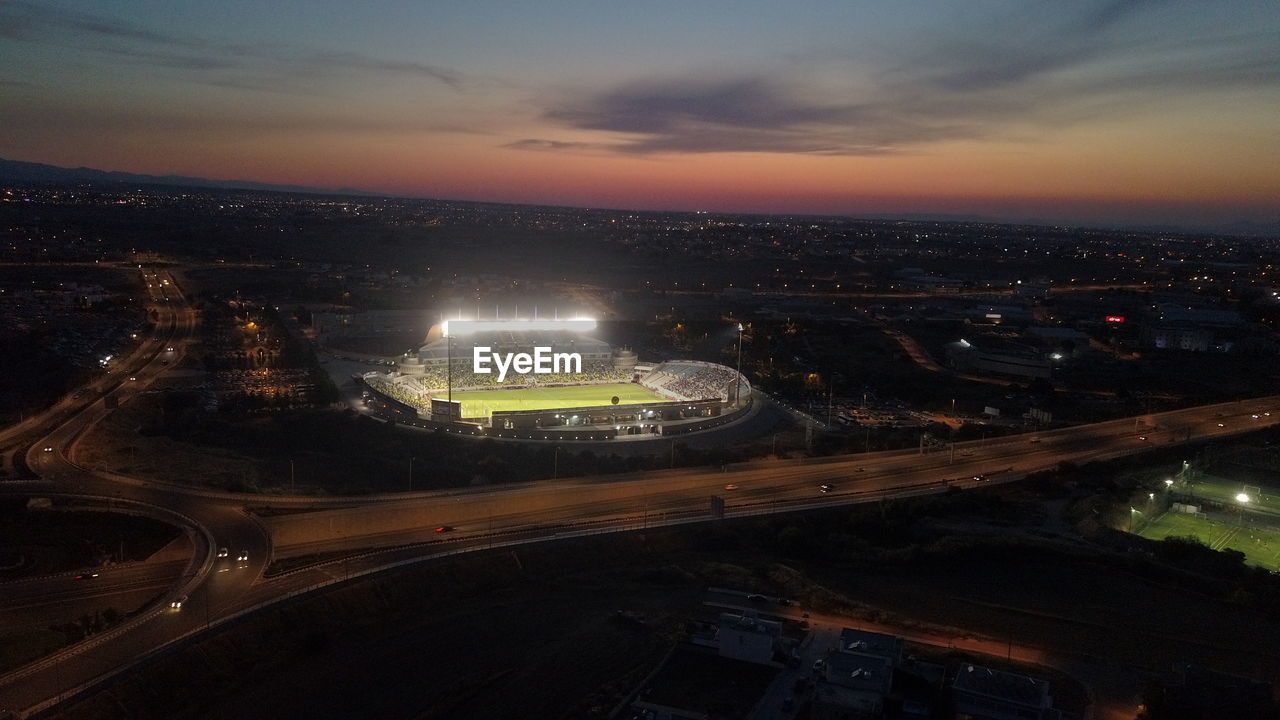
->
(0, 265, 1278, 717)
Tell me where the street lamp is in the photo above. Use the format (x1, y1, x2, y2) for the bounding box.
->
(1164, 478, 1174, 488)
(735, 323, 744, 405)
(1236, 492, 1250, 526)
(1129, 507, 1138, 532)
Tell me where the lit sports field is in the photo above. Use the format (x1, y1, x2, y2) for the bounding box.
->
(1136, 510, 1280, 571)
(1186, 473, 1280, 515)
(445, 383, 667, 419)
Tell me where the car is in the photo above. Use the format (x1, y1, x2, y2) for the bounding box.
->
(217, 547, 228, 558)
(1217, 422, 1226, 427)
(43, 446, 53, 452)
(819, 484, 834, 493)
(1252, 414, 1260, 419)
(129, 376, 137, 381)
(747, 594, 767, 602)
(973, 475, 987, 482)
(435, 526, 455, 533)
(1138, 435, 1148, 441)
(74, 572, 99, 580)
(236, 551, 249, 562)
(1266, 412, 1272, 417)
(1029, 436, 1041, 443)
(165, 346, 174, 352)
(170, 595, 187, 610)
(723, 484, 739, 491)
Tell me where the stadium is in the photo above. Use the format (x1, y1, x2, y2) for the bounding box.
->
(358, 318, 752, 441)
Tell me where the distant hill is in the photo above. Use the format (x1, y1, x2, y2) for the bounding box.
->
(0, 157, 375, 197)
(1, 157, 1274, 237)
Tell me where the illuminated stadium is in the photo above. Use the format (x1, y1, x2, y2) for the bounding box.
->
(359, 318, 752, 441)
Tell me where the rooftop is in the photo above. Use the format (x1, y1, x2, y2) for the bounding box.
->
(837, 628, 903, 661)
(952, 664, 1052, 709)
(825, 652, 894, 694)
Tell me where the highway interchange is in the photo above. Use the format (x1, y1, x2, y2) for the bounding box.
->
(1, 267, 1278, 717)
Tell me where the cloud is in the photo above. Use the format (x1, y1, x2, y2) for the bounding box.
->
(0, 1, 464, 92)
(305, 52, 463, 89)
(503, 139, 601, 152)
(536, 2, 1280, 156)
(540, 76, 990, 156)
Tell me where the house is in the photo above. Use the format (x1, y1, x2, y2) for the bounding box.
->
(951, 664, 1060, 720)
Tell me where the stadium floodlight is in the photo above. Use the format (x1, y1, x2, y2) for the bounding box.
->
(443, 318, 596, 337)
(1164, 478, 1174, 487)
(1236, 492, 1251, 503)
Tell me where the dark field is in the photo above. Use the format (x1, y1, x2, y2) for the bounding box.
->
(51, 502, 1280, 720)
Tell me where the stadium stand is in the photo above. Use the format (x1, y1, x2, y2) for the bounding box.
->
(640, 361, 739, 402)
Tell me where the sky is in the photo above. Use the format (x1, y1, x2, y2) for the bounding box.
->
(1, 0, 1278, 228)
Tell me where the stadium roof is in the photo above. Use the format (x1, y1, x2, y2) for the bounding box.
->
(418, 330, 611, 361)
(442, 318, 595, 337)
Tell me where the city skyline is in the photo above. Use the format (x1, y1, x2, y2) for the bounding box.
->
(2, 1, 1278, 228)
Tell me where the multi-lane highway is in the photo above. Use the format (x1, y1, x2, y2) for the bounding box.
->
(1, 266, 1278, 717)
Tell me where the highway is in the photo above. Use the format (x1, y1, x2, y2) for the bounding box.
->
(0, 265, 1278, 717)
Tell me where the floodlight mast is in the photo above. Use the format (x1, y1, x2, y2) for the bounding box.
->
(735, 323, 744, 405)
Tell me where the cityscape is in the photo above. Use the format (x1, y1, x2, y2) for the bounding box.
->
(1, 2, 1279, 720)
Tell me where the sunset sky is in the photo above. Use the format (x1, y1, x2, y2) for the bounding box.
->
(2, 1, 1277, 227)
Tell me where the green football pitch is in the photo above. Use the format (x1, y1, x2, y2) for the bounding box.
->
(443, 383, 667, 419)
(1136, 510, 1280, 571)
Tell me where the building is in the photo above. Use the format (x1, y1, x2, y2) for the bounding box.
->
(837, 629, 903, 664)
(1138, 302, 1246, 353)
(717, 612, 780, 665)
(812, 629, 904, 720)
(951, 664, 1060, 720)
(1138, 324, 1216, 352)
(815, 653, 894, 719)
(946, 338, 1052, 380)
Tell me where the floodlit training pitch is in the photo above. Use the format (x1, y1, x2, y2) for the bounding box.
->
(1185, 474, 1280, 514)
(1136, 510, 1280, 571)
(442, 383, 668, 419)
